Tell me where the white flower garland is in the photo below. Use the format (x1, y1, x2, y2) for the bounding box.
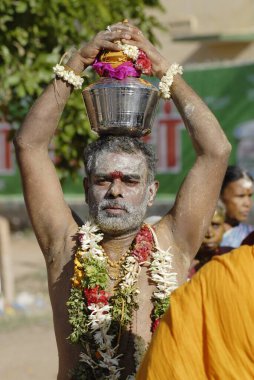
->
(159, 63, 183, 99)
(148, 226, 178, 301)
(53, 63, 84, 89)
(72, 222, 177, 378)
(116, 42, 139, 61)
(77, 222, 143, 378)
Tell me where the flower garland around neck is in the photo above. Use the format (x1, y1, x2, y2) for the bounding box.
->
(67, 221, 177, 379)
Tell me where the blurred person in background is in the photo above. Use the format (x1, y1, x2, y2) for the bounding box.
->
(189, 201, 232, 277)
(220, 165, 254, 248)
(240, 228, 254, 246)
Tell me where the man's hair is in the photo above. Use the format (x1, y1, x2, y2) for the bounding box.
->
(83, 136, 157, 184)
(221, 165, 254, 194)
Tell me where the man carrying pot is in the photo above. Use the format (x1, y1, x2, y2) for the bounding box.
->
(15, 21, 231, 379)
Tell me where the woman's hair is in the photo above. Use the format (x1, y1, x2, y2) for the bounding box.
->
(221, 165, 254, 194)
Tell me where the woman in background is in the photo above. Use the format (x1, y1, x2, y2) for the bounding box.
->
(220, 165, 254, 248)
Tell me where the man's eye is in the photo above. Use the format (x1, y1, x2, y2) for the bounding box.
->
(95, 179, 109, 185)
(125, 179, 138, 185)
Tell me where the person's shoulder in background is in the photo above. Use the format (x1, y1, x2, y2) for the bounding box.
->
(241, 230, 254, 246)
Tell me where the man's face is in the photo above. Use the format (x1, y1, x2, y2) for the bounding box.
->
(84, 151, 157, 235)
(221, 178, 253, 222)
(201, 212, 225, 252)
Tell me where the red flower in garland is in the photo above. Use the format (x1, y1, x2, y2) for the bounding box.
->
(135, 50, 152, 76)
(132, 225, 154, 263)
(84, 286, 110, 305)
(151, 318, 160, 333)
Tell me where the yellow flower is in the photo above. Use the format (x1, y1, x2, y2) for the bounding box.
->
(76, 269, 83, 279)
(72, 277, 81, 287)
(74, 257, 82, 269)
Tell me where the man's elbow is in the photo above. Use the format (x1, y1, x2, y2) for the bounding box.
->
(13, 134, 29, 158)
(218, 137, 231, 156)
(14, 133, 47, 155)
(209, 138, 232, 161)
(13, 134, 23, 154)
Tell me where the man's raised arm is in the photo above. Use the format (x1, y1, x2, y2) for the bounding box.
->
(14, 29, 132, 255)
(117, 22, 231, 260)
(167, 75, 231, 258)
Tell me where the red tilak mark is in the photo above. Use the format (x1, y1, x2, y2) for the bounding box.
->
(109, 171, 124, 180)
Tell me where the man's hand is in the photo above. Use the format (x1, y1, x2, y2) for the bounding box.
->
(107, 21, 170, 78)
(77, 28, 132, 68)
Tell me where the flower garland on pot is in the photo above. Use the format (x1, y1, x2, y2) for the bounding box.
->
(92, 43, 152, 80)
(67, 222, 178, 379)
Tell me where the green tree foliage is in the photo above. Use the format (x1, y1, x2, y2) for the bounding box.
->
(0, 0, 163, 180)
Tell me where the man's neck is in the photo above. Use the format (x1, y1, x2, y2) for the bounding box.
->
(101, 228, 140, 261)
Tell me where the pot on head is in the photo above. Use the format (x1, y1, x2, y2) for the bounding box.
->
(82, 76, 160, 137)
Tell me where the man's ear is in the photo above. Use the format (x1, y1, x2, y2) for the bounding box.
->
(83, 177, 89, 204)
(147, 181, 159, 207)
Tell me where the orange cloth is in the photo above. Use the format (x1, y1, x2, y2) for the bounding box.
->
(137, 245, 254, 380)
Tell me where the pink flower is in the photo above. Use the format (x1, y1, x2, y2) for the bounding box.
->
(92, 61, 141, 79)
(84, 286, 110, 305)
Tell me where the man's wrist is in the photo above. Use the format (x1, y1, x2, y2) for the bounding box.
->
(65, 52, 88, 74)
(158, 63, 184, 99)
(156, 65, 171, 79)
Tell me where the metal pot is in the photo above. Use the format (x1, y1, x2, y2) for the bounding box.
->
(82, 76, 159, 137)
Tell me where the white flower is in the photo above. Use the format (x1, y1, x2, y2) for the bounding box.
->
(80, 352, 96, 367)
(53, 64, 84, 89)
(98, 351, 120, 367)
(89, 245, 106, 261)
(88, 304, 112, 331)
(117, 42, 139, 61)
(159, 63, 183, 99)
(78, 222, 103, 243)
(150, 246, 178, 300)
(77, 222, 106, 257)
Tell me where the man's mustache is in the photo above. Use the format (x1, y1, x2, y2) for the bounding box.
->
(99, 200, 131, 213)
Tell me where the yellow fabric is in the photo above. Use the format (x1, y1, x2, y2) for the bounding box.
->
(137, 245, 254, 380)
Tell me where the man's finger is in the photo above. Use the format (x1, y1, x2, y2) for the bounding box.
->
(98, 40, 123, 51)
(103, 30, 131, 41)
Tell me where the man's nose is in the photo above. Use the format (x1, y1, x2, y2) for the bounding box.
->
(107, 179, 123, 198)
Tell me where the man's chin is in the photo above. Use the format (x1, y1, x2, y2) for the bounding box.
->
(98, 223, 134, 236)
(95, 215, 141, 236)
